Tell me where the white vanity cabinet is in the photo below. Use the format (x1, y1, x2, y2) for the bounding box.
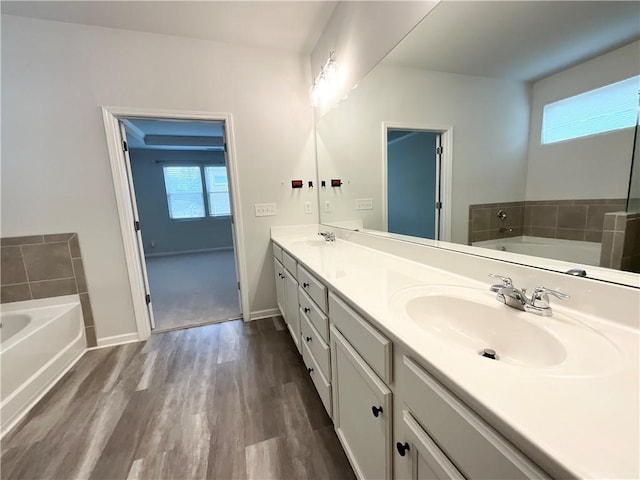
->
(272, 243, 301, 353)
(273, 257, 285, 318)
(394, 355, 549, 480)
(331, 325, 393, 480)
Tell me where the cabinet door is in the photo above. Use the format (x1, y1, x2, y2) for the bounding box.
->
(395, 409, 464, 480)
(274, 257, 286, 319)
(331, 325, 392, 480)
(284, 268, 300, 353)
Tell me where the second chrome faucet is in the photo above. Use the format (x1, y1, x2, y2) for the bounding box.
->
(489, 274, 568, 317)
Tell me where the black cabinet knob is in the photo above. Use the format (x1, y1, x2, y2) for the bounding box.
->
(304, 307, 310, 313)
(307, 367, 314, 374)
(305, 336, 312, 342)
(371, 406, 383, 417)
(396, 442, 410, 457)
(303, 282, 310, 288)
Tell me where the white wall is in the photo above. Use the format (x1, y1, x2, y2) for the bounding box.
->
(316, 64, 530, 244)
(310, 0, 439, 118)
(1, 15, 318, 339)
(526, 40, 639, 201)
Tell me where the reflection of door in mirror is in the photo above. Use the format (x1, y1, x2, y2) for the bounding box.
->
(386, 129, 441, 240)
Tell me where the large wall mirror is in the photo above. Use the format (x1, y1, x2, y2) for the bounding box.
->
(316, 1, 640, 286)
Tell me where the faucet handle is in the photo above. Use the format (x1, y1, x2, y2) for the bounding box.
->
(488, 274, 513, 292)
(531, 286, 569, 308)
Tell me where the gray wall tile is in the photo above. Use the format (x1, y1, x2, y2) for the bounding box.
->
(72, 258, 87, 293)
(30, 278, 77, 299)
(585, 230, 603, 243)
(0, 235, 44, 246)
(1, 284, 32, 303)
(79, 292, 94, 327)
(69, 235, 81, 258)
(1, 247, 28, 285)
(556, 228, 586, 241)
(557, 205, 587, 229)
(44, 233, 75, 243)
(529, 205, 558, 228)
(85, 326, 97, 347)
(22, 242, 73, 281)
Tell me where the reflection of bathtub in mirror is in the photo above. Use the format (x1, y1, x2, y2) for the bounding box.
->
(473, 236, 601, 267)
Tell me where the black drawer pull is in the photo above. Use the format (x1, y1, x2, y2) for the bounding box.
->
(396, 442, 410, 457)
(303, 282, 310, 288)
(371, 406, 383, 417)
(307, 367, 314, 374)
(304, 307, 310, 313)
(305, 336, 312, 342)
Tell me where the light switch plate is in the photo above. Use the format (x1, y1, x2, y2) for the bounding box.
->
(323, 200, 331, 213)
(356, 198, 373, 210)
(255, 203, 277, 217)
(304, 201, 312, 214)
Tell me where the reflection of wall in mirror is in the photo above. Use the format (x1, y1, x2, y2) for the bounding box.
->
(527, 40, 639, 201)
(316, 63, 530, 243)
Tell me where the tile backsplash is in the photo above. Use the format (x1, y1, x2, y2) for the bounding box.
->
(600, 212, 640, 273)
(469, 198, 626, 244)
(1, 233, 97, 346)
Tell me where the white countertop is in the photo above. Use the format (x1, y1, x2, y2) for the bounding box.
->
(272, 231, 640, 479)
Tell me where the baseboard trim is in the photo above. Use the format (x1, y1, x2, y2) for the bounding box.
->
(250, 308, 280, 321)
(92, 332, 141, 349)
(145, 246, 233, 258)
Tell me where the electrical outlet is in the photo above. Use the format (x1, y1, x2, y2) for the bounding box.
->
(254, 203, 277, 217)
(323, 200, 331, 213)
(356, 198, 373, 210)
(304, 201, 312, 214)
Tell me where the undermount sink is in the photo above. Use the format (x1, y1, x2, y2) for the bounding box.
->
(392, 285, 621, 374)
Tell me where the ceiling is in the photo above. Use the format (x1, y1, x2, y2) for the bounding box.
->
(384, 1, 640, 82)
(123, 118, 225, 151)
(1, 1, 337, 54)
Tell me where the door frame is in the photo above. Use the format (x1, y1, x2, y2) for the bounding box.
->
(102, 106, 249, 341)
(381, 122, 453, 242)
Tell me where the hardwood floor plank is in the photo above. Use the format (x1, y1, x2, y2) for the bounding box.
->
(1, 318, 355, 480)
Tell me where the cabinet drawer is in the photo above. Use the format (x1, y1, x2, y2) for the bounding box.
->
(300, 308, 331, 379)
(298, 288, 329, 342)
(329, 292, 392, 384)
(399, 356, 549, 480)
(301, 338, 332, 418)
(297, 265, 328, 313)
(272, 242, 283, 262)
(282, 250, 297, 277)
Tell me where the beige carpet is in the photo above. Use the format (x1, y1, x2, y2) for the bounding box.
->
(145, 250, 241, 331)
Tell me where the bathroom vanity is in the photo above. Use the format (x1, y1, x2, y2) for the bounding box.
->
(271, 225, 639, 480)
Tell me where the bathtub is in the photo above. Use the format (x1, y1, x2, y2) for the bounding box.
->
(473, 236, 602, 267)
(1, 295, 86, 436)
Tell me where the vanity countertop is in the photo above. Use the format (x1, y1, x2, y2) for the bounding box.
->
(271, 230, 639, 479)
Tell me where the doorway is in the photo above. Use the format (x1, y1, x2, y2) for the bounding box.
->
(385, 128, 444, 240)
(102, 108, 247, 339)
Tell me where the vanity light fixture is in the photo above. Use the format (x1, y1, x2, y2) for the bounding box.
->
(311, 51, 342, 107)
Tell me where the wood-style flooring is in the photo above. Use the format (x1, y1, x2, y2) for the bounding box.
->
(1, 318, 355, 480)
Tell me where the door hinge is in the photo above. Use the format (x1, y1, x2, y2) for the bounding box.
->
(237, 282, 240, 290)
(145, 294, 151, 305)
(436, 146, 443, 155)
(134, 221, 140, 231)
(224, 143, 228, 153)
(435, 201, 443, 210)
(122, 141, 128, 152)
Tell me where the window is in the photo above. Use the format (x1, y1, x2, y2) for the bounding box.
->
(162, 165, 231, 219)
(204, 166, 231, 216)
(541, 75, 639, 145)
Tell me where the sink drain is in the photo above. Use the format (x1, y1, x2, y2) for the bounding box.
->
(480, 348, 498, 360)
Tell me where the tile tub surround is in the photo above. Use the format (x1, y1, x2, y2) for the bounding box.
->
(601, 212, 640, 273)
(1, 234, 96, 346)
(468, 198, 627, 244)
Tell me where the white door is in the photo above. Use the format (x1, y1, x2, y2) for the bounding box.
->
(220, 122, 243, 316)
(118, 122, 156, 330)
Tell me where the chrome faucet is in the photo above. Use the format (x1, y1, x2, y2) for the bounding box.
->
(318, 231, 335, 242)
(488, 274, 568, 317)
